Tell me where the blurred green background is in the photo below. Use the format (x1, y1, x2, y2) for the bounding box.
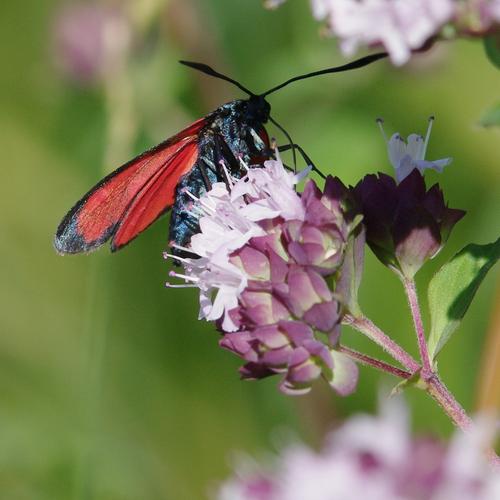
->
(1, 0, 499, 498)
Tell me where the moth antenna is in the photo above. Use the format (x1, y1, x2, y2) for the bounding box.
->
(179, 60, 255, 97)
(261, 52, 388, 97)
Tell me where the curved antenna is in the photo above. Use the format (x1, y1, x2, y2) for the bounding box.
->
(261, 52, 388, 97)
(179, 60, 255, 97)
(270, 116, 326, 179)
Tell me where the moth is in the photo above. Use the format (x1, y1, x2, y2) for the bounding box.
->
(54, 53, 386, 254)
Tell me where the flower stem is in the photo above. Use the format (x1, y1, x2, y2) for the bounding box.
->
(426, 376, 500, 466)
(343, 315, 420, 372)
(338, 345, 411, 379)
(403, 278, 433, 378)
(426, 376, 472, 430)
(344, 316, 500, 465)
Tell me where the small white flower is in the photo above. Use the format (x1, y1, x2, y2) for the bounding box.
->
(378, 117, 452, 183)
(231, 156, 306, 222)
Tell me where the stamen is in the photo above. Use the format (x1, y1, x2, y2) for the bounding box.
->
(376, 117, 388, 142)
(189, 205, 206, 218)
(169, 270, 199, 282)
(183, 189, 200, 202)
(294, 165, 312, 184)
(422, 115, 435, 158)
(165, 282, 196, 289)
(238, 156, 249, 172)
(219, 160, 235, 188)
(169, 242, 194, 253)
(182, 187, 217, 215)
(163, 252, 193, 264)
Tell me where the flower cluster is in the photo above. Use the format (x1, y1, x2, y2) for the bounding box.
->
(217, 397, 500, 500)
(265, 0, 500, 65)
(166, 158, 359, 395)
(165, 118, 466, 393)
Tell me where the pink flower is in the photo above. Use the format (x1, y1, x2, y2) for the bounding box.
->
(466, 0, 500, 30)
(216, 398, 500, 500)
(491, 0, 500, 21)
(326, 0, 456, 65)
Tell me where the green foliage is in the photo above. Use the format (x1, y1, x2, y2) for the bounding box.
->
(484, 34, 500, 69)
(479, 103, 500, 128)
(1, 0, 500, 497)
(428, 237, 500, 361)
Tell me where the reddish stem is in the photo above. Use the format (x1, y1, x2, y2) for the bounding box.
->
(343, 314, 420, 373)
(403, 278, 433, 378)
(338, 345, 411, 379)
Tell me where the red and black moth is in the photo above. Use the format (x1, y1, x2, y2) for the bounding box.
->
(54, 53, 387, 255)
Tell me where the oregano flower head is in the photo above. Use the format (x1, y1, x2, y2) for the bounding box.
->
(166, 157, 359, 395)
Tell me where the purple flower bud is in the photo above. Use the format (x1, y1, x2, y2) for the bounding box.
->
(232, 246, 271, 280)
(354, 170, 465, 278)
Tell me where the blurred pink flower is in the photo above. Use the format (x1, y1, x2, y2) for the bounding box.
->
(324, 0, 456, 65)
(217, 398, 500, 499)
(477, 0, 500, 25)
(266, 0, 500, 64)
(53, 3, 131, 84)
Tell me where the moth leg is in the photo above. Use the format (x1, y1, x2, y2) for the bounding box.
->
(197, 157, 215, 191)
(213, 133, 244, 189)
(278, 143, 326, 179)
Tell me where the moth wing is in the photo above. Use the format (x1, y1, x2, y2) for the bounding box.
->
(54, 119, 204, 254)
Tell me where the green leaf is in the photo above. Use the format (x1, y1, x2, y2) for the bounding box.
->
(391, 370, 427, 396)
(484, 34, 500, 70)
(428, 237, 500, 360)
(336, 224, 365, 317)
(479, 103, 500, 128)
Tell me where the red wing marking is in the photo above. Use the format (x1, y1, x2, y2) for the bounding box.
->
(111, 142, 198, 250)
(54, 119, 204, 253)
